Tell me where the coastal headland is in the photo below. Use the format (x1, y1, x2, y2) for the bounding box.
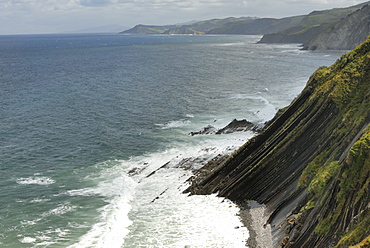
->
(185, 37, 370, 247)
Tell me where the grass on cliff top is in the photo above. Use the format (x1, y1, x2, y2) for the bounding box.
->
(320, 126, 369, 241)
(272, 2, 368, 37)
(349, 235, 370, 248)
(299, 36, 370, 189)
(337, 209, 370, 247)
(296, 37, 370, 245)
(303, 124, 370, 244)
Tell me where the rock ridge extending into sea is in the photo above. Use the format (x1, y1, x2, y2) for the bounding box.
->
(189, 119, 263, 136)
(185, 37, 370, 247)
(303, 4, 370, 50)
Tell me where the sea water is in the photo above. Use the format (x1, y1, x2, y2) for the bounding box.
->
(0, 33, 344, 247)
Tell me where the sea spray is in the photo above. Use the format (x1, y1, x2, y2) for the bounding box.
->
(122, 133, 252, 248)
(67, 172, 136, 248)
(0, 34, 343, 247)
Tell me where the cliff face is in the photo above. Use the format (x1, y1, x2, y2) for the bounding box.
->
(119, 17, 252, 35)
(258, 22, 332, 44)
(259, 1, 369, 46)
(205, 16, 304, 35)
(186, 38, 370, 247)
(303, 5, 370, 50)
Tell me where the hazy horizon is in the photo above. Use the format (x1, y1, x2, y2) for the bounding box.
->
(0, 0, 365, 35)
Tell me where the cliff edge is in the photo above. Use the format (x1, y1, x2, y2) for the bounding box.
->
(186, 37, 370, 247)
(258, 1, 370, 49)
(303, 4, 370, 50)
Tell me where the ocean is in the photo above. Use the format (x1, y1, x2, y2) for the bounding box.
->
(0, 33, 343, 247)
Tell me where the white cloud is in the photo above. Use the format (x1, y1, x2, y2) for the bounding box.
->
(0, 0, 365, 34)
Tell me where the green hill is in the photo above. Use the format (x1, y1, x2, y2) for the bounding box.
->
(120, 1, 370, 46)
(119, 24, 174, 34)
(120, 17, 254, 35)
(303, 4, 370, 50)
(205, 15, 304, 35)
(259, 1, 370, 43)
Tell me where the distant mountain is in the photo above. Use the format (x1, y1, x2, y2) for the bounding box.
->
(119, 1, 370, 50)
(120, 24, 175, 34)
(303, 4, 370, 50)
(259, 1, 370, 44)
(205, 15, 305, 35)
(119, 17, 254, 35)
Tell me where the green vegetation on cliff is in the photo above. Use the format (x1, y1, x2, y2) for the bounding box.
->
(259, 1, 370, 44)
(120, 17, 253, 35)
(120, 1, 370, 50)
(205, 16, 304, 35)
(303, 4, 370, 50)
(187, 37, 370, 247)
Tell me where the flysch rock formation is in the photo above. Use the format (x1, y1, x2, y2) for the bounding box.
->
(189, 119, 262, 136)
(185, 37, 370, 247)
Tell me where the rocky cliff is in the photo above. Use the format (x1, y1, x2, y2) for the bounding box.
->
(205, 16, 304, 35)
(120, 17, 253, 35)
(259, 1, 369, 46)
(303, 4, 370, 50)
(186, 37, 370, 247)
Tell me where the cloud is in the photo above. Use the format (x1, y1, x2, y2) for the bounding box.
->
(78, 0, 118, 7)
(0, 0, 365, 34)
(74, 0, 226, 9)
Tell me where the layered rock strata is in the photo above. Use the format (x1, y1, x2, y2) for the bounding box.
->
(186, 37, 370, 247)
(303, 4, 370, 50)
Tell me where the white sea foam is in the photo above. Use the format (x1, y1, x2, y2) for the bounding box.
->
(42, 204, 76, 217)
(20, 220, 38, 226)
(30, 198, 51, 203)
(19, 237, 36, 244)
(229, 93, 278, 122)
(16, 176, 55, 185)
(120, 133, 252, 247)
(212, 42, 245, 47)
(67, 132, 252, 248)
(67, 174, 137, 248)
(155, 119, 192, 129)
(30, 228, 70, 247)
(125, 169, 249, 247)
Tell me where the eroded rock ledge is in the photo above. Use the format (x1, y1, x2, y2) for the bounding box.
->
(189, 119, 263, 136)
(185, 38, 370, 247)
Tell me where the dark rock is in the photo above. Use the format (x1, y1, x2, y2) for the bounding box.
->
(186, 38, 370, 247)
(189, 119, 262, 136)
(189, 125, 217, 136)
(216, 119, 261, 134)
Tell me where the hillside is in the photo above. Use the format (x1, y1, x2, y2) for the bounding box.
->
(120, 1, 369, 41)
(259, 1, 369, 44)
(186, 37, 370, 247)
(120, 17, 253, 35)
(205, 15, 304, 35)
(303, 4, 370, 50)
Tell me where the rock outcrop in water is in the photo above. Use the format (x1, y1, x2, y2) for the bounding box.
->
(186, 37, 370, 247)
(189, 119, 262, 136)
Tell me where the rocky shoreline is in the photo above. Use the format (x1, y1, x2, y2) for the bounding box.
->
(189, 119, 263, 136)
(185, 38, 370, 247)
(238, 201, 272, 248)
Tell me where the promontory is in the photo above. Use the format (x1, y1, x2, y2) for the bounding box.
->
(186, 37, 370, 247)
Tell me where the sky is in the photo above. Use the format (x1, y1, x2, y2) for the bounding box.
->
(0, 0, 365, 34)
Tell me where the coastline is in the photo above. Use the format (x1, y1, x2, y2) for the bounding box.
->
(238, 201, 272, 248)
